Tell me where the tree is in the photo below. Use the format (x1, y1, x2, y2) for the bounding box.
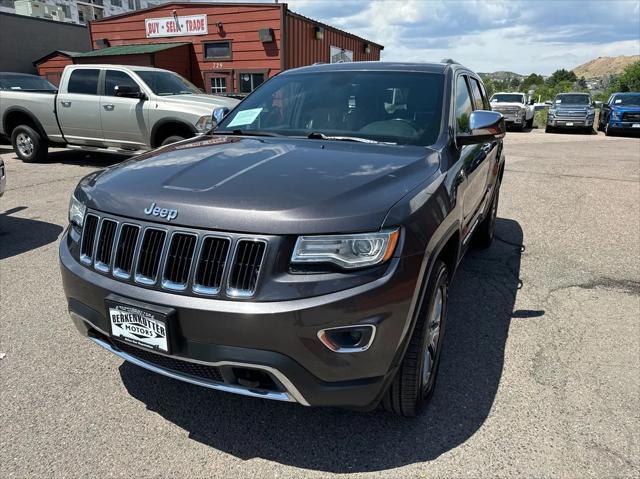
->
(612, 61, 640, 92)
(522, 73, 545, 91)
(547, 68, 578, 86)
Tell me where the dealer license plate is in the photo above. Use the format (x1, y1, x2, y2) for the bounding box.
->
(632, 123, 640, 128)
(565, 122, 574, 126)
(108, 302, 169, 353)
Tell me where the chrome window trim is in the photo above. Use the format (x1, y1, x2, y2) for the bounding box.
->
(225, 237, 268, 298)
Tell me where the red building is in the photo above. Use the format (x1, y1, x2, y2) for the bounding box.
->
(35, 2, 383, 94)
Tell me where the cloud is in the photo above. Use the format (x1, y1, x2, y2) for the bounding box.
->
(284, 0, 640, 74)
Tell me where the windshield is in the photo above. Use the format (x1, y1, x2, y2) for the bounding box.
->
(0, 75, 56, 91)
(135, 70, 201, 96)
(216, 71, 444, 146)
(491, 94, 524, 103)
(612, 94, 640, 106)
(555, 94, 590, 105)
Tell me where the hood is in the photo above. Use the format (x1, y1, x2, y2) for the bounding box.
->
(611, 104, 640, 112)
(79, 136, 440, 235)
(159, 94, 239, 112)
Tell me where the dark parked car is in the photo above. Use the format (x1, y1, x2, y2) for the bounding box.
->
(598, 92, 640, 135)
(60, 62, 505, 416)
(546, 92, 596, 133)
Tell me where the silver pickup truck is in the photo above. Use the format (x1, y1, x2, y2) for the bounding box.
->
(0, 65, 238, 162)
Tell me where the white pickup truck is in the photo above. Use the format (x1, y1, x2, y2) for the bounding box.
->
(489, 92, 535, 130)
(0, 65, 239, 162)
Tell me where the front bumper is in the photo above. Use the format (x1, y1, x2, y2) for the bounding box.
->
(547, 117, 593, 128)
(608, 120, 640, 131)
(60, 230, 421, 408)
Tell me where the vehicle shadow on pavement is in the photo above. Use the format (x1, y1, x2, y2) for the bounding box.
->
(41, 150, 129, 168)
(0, 206, 63, 260)
(120, 217, 527, 473)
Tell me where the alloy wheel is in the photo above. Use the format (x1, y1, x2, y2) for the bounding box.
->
(16, 132, 34, 157)
(422, 284, 444, 391)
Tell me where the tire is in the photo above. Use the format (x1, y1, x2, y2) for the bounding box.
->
(545, 125, 554, 133)
(474, 183, 500, 249)
(604, 122, 613, 136)
(160, 135, 186, 146)
(527, 117, 534, 129)
(11, 125, 47, 163)
(382, 260, 449, 417)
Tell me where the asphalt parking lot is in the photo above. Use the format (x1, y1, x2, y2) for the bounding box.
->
(1, 129, 639, 478)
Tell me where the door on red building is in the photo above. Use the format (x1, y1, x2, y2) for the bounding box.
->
(203, 72, 233, 95)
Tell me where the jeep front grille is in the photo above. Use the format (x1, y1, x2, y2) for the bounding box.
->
(135, 228, 166, 284)
(80, 214, 99, 263)
(162, 232, 197, 290)
(78, 211, 267, 298)
(113, 224, 139, 278)
(228, 240, 266, 297)
(193, 236, 230, 295)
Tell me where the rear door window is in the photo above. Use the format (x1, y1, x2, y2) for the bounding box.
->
(67, 69, 100, 95)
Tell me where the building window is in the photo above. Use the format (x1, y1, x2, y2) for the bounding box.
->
(111, 0, 122, 7)
(238, 73, 265, 93)
(0, 0, 15, 8)
(204, 41, 231, 60)
(56, 3, 71, 18)
(210, 77, 227, 94)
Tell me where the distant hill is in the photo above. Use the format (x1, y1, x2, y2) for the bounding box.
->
(573, 55, 639, 79)
(478, 71, 525, 81)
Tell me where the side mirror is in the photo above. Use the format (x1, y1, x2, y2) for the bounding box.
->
(528, 98, 535, 105)
(114, 84, 145, 99)
(457, 111, 505, 146)
(212, 106, 230, 128)
(544, 100, 553, 106)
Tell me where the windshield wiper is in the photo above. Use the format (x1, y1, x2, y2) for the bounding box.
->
(215, 129, 282, 137)
(307, 132, 393, 144)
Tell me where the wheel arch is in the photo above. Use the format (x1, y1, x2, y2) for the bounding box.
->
(150, 118, 197, 148)
(2, 107, 48, 141)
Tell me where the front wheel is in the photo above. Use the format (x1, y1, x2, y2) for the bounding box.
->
(160, 135, 186, 146)
(526, 117, 534, 129)
(545, 125, 554, 133)
(604, 122, 613, 136)
(11, 125, 48, 162)
(382, 260, 449, 417)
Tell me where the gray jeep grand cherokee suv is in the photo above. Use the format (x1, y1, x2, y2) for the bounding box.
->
(60, 62, 505, 416)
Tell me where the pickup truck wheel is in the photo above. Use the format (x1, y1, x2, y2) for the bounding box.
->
(160, 135, 185, 146)
(11, 125, 47, 163)
(382, 260, 448, 417)
(545, 125, 554, 133)
(604, 123, 613, 136)
(527, 117, 534, 129)
(474, 184, 500, 249)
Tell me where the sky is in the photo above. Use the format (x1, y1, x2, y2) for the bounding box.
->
(234, 0, 640, 75)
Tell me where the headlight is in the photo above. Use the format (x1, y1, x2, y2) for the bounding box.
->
(195, 115, 214, 132)
(291, 229, 399, 269)
(548, 108, 556, 116)
(611, 111, 620, 120)
(69, 193, 86, 228)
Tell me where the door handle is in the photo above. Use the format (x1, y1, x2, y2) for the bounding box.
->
(103, 104, 115, 111)
(60, 101, 71, 107)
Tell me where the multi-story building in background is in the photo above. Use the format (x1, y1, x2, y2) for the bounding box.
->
(0, 0, 172, 24)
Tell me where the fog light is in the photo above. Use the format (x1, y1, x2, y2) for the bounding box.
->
(317, 325, 376, 353)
